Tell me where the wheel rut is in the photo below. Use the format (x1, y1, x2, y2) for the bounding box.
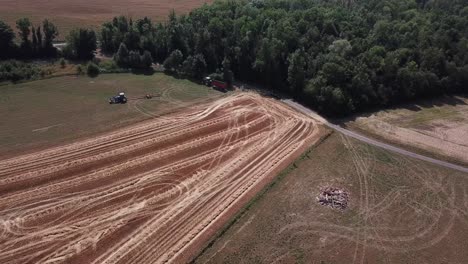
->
(0, 93, 321, 264)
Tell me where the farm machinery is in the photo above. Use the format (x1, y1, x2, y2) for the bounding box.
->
(109, 92, 128, 104)
(203, 76, 227, 92)
(109, 92, 156, 104)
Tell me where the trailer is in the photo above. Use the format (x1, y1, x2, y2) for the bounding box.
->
(203, 76, 228, 92)
(212, 80, 227, 92)
(109, 92, 158, 104)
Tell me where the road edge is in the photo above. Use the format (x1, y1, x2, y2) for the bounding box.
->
(283, 99, 468, 174)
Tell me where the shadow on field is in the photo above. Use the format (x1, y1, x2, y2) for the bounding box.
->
(131, 68, 156, 76)
(338, 94, 468, 124)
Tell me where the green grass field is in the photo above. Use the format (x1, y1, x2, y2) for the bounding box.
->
(0, 73, 222, 157)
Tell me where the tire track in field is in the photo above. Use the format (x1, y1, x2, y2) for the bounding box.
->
(274, 132, 466, 261)
(0, 93, 320, 264)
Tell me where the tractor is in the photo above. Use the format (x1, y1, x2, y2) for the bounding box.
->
(109, 92, 127, 104)
(203, 76, 212, 86)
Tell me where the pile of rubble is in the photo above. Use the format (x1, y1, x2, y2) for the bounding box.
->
(317, 187, 349, 210)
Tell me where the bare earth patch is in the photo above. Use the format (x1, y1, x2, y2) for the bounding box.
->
(0, 93, 323, 263)
(347, 96, 468, 165)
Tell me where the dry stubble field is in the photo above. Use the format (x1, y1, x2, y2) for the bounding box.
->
(0, 0, 212, 39)
(346, 96, 468, 165)
(195, 132, 468, 264)
(0, 93, 325, 263)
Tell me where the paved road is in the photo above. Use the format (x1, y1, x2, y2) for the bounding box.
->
(283, 99, 468, 174)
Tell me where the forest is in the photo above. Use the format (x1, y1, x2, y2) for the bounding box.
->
(1, 0, 468, 116)
(100, 0, 468, 116)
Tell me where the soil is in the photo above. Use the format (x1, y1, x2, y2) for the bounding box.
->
(0, 93, 322, 264)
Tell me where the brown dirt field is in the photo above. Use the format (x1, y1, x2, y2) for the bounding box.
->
(346, 96, 468, 166)
(0, 0, 212, 39)
(0, 93, 323, 264)
(195, 133, 468, 264)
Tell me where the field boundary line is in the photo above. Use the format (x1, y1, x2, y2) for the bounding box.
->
(189, 129, 333, 263)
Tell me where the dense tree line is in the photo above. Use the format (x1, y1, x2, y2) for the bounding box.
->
(1, 0, 467, 115)
(0, 18, 58, 59)
(99, 0, 468, 116)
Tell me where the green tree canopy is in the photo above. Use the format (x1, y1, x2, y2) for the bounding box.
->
(287, 48, 307, 95)
(16, 18, 32, 48)
(0, 20, 15, 59)
(43, 20, 58, 51)
(65, 28, 97, 60)
(93, 0, 468, 115)
(163, 49, 184, 73)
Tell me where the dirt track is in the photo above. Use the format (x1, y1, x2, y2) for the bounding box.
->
(0, 93, 321, 264)
(284, 99, 468, 173)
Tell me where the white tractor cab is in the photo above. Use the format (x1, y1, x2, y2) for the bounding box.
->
(109, 92, 127, 104)
(203, 76, 212, 86)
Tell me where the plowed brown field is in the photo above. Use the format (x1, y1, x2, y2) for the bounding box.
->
(0, 0, 212, 39)
(0, 93, 321, 264)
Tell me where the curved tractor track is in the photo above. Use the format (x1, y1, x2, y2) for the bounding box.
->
(0, 93, 320, 264)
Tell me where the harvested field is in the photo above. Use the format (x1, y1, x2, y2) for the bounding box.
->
(0, 0, 211, 39)
(195, 133, 468, 264)
(346, 96, 468, 165)
(0, 93, 323, 263)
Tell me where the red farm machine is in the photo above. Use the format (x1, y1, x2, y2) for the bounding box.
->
(203, 77, 228, 92)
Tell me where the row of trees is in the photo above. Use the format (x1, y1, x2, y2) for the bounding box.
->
(0, 18, 100, 62)
(0, 18, 58, 59)
(0, 18, 101, 81)
(96, 0, 467, 116)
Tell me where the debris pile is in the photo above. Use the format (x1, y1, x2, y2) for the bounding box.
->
(317, 187, 349, 210)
